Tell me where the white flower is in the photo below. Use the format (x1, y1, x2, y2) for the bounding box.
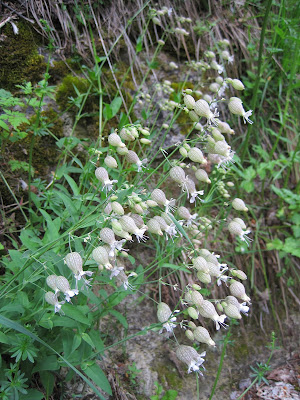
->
(176, 345, 206, 374)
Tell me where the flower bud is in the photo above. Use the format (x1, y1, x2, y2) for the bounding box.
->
(232, 198, 248, 211)
(146, 199, 158, 207)
(188, 147, 206, 164)
(209, 82, 220, 93)
(110, 201, 124, 215)
(231, 79, 245, 91)
(151, 189, 167, 205)
(193, 326, 215, 346)
(217, 121, 235, 135)
(195, 169, 211, 184)
(140, 138, 151, 145)
(189, 110, 200, 122)
(117, 146, 129, 155)
(179, 147, 188, 157)
(185, 329, 195, 341)
(187, 306, 199, 319)
(104, 156, 118, 169)
(222, 303, 242, 319)
(120, 128, 135, 141)
(184, 94, 196, 110)
(108, 132, 124, 147)
(192, 284, 202, 291)
(193, 257, 209, 273)
(196, 270, 211, 284)
(147, 218, 163, 235)
(186, 322, 196, 332)
(231, 269, 247, 280)
(157, 302, 172, 323)
(230, 281, 250, 302)
(191, 291, 204, 307)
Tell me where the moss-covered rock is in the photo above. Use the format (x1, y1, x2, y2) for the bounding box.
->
(55, 74, 94, 114)
(0, 21, 45, 90)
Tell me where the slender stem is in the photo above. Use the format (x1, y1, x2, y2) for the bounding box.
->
(236, 376, 258, 400)
(240, 0, 273, 162)
(209, 327, 231, 400)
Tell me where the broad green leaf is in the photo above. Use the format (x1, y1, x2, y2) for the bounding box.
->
(62, 303, 91, 325)
(39, 371, 55, 397)
(64, 174, 80, 195)
(103, 97, 122, 120)
(81, 333, 95, 348)
(20, 389, 44, 400)
(88, 330, 105, 353)
(0, 331, 10, 344)
(32, 355, 59, 373)
(20, 229, 43, 251)
(109, 309, 128, 328)
(83, 363, 112, 395)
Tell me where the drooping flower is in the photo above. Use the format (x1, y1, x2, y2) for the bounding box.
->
(45, 291, 65, 313)
(99, 228, 127, 257)
(55, 276, 79, 302)
(198, 300, 227, 330)
(95, 167, 118, 192)
(176, 345, 206, 374)
(228, 97, 253, 124)
(65, 252, 93, 289)
(157, 302, 178, 333)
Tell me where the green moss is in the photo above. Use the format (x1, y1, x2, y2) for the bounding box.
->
(154, 362, 183, 390)
(49, 59, 82, 83)
(55, 74, 93, 114)
(0, 21, 44, 90)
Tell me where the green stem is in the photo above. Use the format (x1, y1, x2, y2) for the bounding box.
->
(241, 0, 273, 162)
(236, 376, 258, 400)
(209, 327, 231, 400)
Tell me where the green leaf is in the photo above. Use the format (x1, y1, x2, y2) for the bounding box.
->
(0, 331, 10, 344)
(55, 191, 78, 221)
(109, 309, 128, 328)
(64, 174, 80, 196)
(20, 389, 44, 400)
(40, 210, 61, 244)
(83, 363, 112, 395)
(88, 330, 105, 353)
(103, 97, 122, 120)
(62, 303, 91, 325)
(0, 119, 10, 131)
(81, 333, 95, 348)
(20, 229, 43, 251)
(136, 36, 143, 53)
(32, 355, 59, 373)
(39, 371, 55, 397)
(161, 263, 190, 273)
(282, 238, 300, 258)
